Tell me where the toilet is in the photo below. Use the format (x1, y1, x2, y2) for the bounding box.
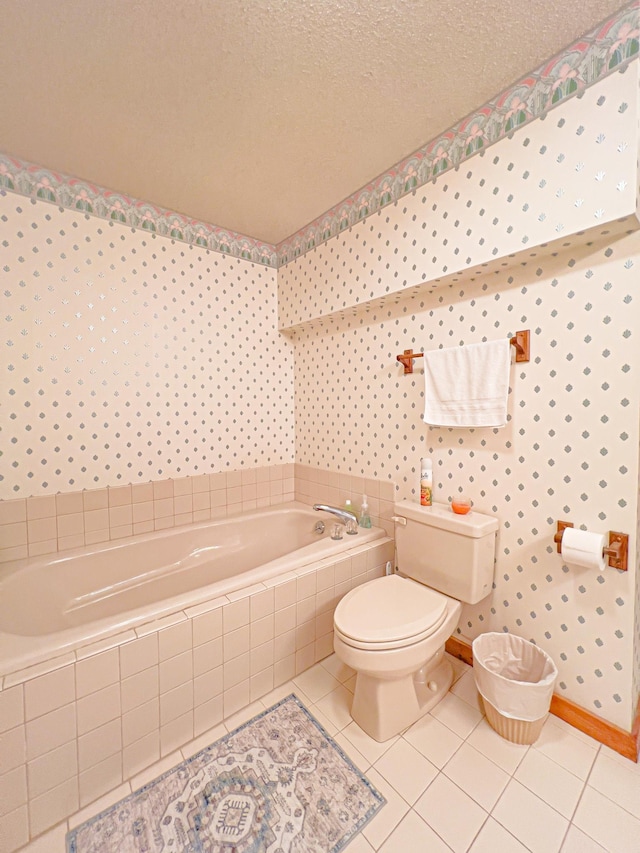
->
(333, 500, 498, 741)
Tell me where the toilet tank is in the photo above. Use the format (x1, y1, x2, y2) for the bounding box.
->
(394, 500, 498, 605)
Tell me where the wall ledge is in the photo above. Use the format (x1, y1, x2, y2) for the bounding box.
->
(279, 216, 640, 334)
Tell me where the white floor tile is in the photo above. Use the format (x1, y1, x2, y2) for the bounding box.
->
(373, 738, 438, 805)
(341, 720, 398, 765)
(449, 667, 483, 712)
(532, 715, 599, 780)
(38, 657, 640, 853)
(492, 778, 569, 853)
(573, 785, 640, 853)
(444, 652, 470, 683)
(430, 691, 483, 739)
(560, 824, 608, 853)
(333, 732, 371, 773)
(342, 831, 376, 852)
(514, 747, 585, 819)
(468, 817, 530, 853)
(466, 718, 529, 774)
(588, 748, 640, 819)
(378, 809, 453, 853)
(443, 742, 510, 811)
(404, 714, 463, 769)
(292, 663, 342, 702)
(314, 684, 353, 731)
(320, 653, 355, 684)
(306, 702, 339, 736)
(414, 773, 488, 853)
(360, 767, 410, 849)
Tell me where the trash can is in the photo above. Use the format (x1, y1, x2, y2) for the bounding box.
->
(472, 632, 558, 745)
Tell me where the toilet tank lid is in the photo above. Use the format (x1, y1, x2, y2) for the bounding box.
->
(394, 500, 499, 537)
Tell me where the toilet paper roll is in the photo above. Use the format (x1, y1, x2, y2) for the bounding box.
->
(560, 527, 607, 571)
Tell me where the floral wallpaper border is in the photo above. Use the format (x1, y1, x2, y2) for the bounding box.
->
(0, 2, 637, 269)
(276, 2, 640, 264)
(0, 158, 279, 268)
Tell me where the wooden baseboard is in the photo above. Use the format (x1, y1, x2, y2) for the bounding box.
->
(445, 637, 639, 762)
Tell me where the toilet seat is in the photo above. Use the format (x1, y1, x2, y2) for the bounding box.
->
(334, 574, 449, 651)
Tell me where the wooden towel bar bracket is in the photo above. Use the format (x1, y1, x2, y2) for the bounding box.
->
(396, 329, 530, 374)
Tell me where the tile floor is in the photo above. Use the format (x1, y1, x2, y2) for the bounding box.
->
(17, 654, 640, 853)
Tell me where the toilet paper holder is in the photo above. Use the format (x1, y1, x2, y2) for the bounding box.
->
(554, 521, 628, 571)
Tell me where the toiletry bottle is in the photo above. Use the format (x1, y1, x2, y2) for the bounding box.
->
(344, 498, 354, 517)
(420, 458, 432, 507)
(359, 494, 372, 528)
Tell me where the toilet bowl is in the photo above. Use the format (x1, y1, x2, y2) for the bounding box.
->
(334, 574, 461, 741)
(332, 500, 498, 742)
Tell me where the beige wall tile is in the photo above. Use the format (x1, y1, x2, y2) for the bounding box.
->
(192, 608, 222, 646)
(75, 649, 119, 699)
(56, 492, 84, 515)
(76, 683, 120, 736)
(0, 686, 24, 732)
(123, 698, 159, 747)
(78, 752, 122, 809)
(160, 711, 193, 757)
(83, 489, 108, 511)
(0, 724, 25, 774)
(0, 521, 27, 547)
(122, 731, 160, 781)
(158, 621, 192, 662)
(159, 650, 193, 693)
(25, 666, 75, 721)
(120, 635, 158, 679)
(26, 496, 56, 521)
(159, 682, 193, 726)
(0, 804, 29, 852)
(121, 666, 159, 715)
(26, 703, 76, 761)
(27, 740, 77, 800)
(108, 486, 132, 507)
(29, 776, 78, 837)
(78, 718, 121, 773)
(0, 765, 27, 817)
(27, 516, 57, 543)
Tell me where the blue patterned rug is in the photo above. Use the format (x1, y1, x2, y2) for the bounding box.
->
(67, 694, 385, 852)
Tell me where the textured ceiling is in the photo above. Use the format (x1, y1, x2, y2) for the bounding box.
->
(0, 0, 629, 244)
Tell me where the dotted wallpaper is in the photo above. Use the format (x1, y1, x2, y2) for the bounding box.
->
(0, 194, 295, 497)
(278, 67, 639, 330)
(292, 229, 639, 731)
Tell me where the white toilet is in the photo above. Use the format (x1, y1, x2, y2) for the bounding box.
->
(333, 500, 498, 741)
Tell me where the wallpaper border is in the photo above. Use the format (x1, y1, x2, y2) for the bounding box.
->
(0, 3, 637, 268)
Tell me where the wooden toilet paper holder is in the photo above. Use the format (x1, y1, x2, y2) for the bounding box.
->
(554, 521, 628, 571)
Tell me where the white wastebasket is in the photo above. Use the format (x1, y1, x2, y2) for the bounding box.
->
(472, 633, 558, 745)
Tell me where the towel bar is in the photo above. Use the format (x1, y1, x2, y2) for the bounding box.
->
(396, 329, 530, 374)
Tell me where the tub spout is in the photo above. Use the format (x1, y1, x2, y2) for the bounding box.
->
(313, 504, 358, 532)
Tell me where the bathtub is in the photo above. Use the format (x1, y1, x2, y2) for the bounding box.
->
(0, 502, 385, 677)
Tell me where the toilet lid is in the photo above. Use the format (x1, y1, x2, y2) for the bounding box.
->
(334, 574, 448, 647)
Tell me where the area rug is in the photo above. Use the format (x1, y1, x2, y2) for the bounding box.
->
(66, 693, 385, 853)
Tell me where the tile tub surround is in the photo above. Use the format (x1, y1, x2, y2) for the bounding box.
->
(0, 535, 394, 850)
(0, 465, 295, 564)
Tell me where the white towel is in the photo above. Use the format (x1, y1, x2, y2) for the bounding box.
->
(423, 339, 511, 427)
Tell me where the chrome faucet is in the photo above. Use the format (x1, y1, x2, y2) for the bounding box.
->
(313, 504, 358, 533)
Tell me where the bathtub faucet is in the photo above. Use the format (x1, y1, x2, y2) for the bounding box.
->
(313, 504, 358, 535)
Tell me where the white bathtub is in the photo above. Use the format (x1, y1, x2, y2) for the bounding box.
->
(0, 502, 385, 677)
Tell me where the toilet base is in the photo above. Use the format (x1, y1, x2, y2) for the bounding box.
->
(351, 651, 453, 742)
